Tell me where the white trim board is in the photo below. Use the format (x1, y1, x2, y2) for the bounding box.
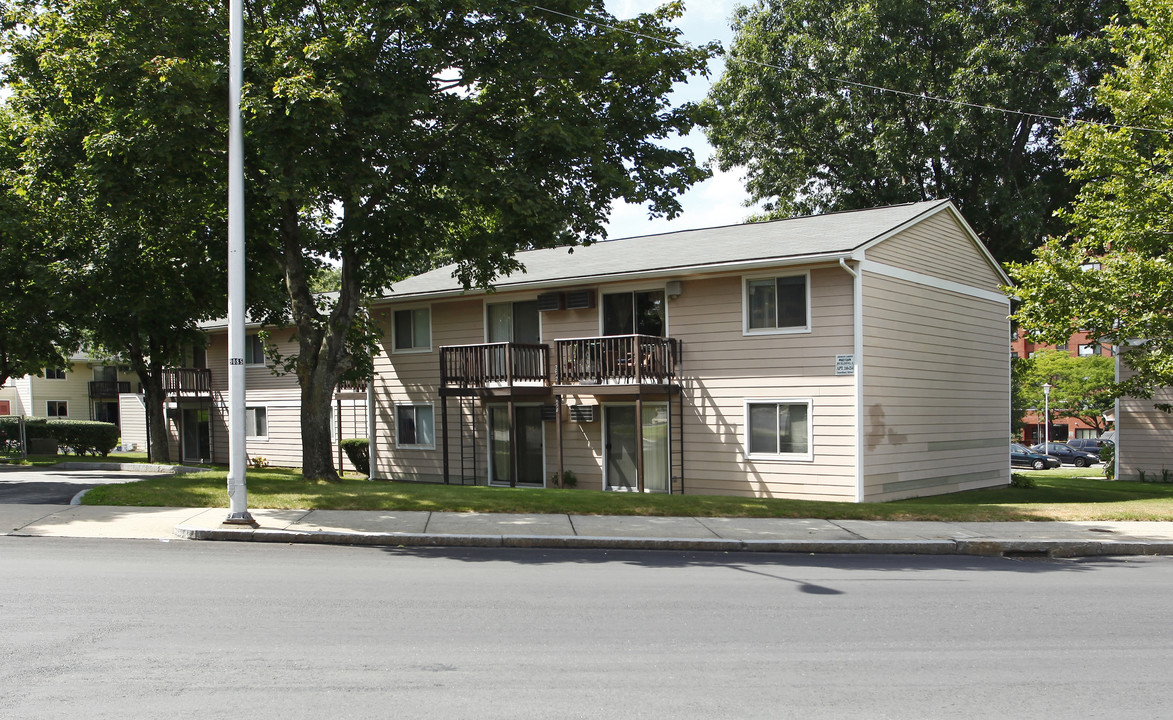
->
(859, 260, 1010, 306)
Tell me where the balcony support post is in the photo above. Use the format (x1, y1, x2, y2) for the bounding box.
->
(636, 393, 645, 493)
(508, 396, 517, 488)
(556, 395, 564, 489)
(441, 394, 450, 485)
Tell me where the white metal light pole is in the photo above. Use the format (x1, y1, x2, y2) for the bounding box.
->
(225, 0, 253, 525)
(1042, 382, 1053, 450)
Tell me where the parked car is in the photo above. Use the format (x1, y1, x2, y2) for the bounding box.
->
(1066, 437, 1114, 458)
(1030, 442, 1100, 467)
(1011, 443, 1061, 470)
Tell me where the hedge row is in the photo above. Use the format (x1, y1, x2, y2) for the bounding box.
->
(0, 416, 119, 456)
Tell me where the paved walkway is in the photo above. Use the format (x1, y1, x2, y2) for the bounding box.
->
(4, 503, 1173, 557)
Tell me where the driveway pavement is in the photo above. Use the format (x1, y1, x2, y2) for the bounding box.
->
(0, 465, 169, 504)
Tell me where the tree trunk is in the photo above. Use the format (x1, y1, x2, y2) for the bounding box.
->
(299, 365, 340, 481)
(143, 377, 170, 464)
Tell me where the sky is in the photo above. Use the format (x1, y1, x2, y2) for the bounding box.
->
(601, 0, 762, 240)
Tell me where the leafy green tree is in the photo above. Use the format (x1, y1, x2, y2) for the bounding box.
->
(239, 0, 715, 480)
(1010, 0, 1173, 403)
(5, 0, 715, 479)
(0, 112, 80, 388)
(1015, 350, 1116, 435)
(1, 0, 281, 460)
(705, 0, 1125, 263)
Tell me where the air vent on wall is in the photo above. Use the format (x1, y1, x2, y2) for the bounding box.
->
(564, 289, 596, 310)
(569, 405, 597, 423)
(537, 292, 564, 312)
(540, 404, 558, 422)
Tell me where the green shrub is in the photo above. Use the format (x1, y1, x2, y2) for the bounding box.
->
(340, 438, 370, 476)
(1, 416, 57, 452)
(1100, 443, 1115, 480)
(1010, 473, 1036, 489)
(550, 469, 578, 488)
(46, 420, 119, 456)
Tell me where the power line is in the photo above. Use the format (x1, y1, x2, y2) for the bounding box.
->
(516, 1, 1172, 137)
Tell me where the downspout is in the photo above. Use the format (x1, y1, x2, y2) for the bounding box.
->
(840, 257, 864, 503)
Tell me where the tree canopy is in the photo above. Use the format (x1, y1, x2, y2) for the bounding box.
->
(2, 0, 282, 459)
(4, 0, 717, 477)
(1009, 0, 1173, 402)
(0, 110, 79, 388)
(705, 0, 1126, 263)
(1014, 350, 1116, 434)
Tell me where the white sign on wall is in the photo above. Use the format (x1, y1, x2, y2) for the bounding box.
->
(835, 354, 855, 375)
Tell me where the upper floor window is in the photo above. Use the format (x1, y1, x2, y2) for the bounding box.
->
(602, 289, 665, 337)
(93, 366, 117, 383)
(487, 300, 540, 344)
(744, 272, 809, 334)
(45, 366, 66, 380)
(244, 334, 266, 366)
(1079, 342, 1100, 357)
(393, 308, 431, 352)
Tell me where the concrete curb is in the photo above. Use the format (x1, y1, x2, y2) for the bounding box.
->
(171, 524, 1173, 557)
(56, 462, 207, 474)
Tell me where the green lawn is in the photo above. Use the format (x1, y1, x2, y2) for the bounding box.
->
(76, 465, 1173, 522)
(1, 451, 151, 467)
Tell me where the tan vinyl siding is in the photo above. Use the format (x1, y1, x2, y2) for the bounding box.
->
(374, 267, 859, 500)
(862, 272, 1010, 501)
(1115, 362, 1173, 481)
(865, 209, 1005, 294)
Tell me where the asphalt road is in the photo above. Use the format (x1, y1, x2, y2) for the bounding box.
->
(2, 538, 1171, 719)
(0, 465, 157, 504)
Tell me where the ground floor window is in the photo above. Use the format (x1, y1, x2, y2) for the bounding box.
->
(47, 400, 68, 418)
(245, 407, 268, 439)
(746, 400, 812, 460)
(396, 403, 434, 448)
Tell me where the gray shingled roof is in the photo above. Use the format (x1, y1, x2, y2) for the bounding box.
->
(377, 199, 953, 300)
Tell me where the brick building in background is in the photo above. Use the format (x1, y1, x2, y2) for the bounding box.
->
(1011, 329, 1114, 444)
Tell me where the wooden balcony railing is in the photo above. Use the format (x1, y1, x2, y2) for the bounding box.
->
(88, 381, 131, 398)
(440, 343, 549, 391)
(161, 368, 213, 396)
(555, 335, 679, 386)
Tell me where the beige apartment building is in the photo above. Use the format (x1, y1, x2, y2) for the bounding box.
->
(368, 200, 1012, 502)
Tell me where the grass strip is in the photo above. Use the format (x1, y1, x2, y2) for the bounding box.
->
(77, 466, 1173, 522)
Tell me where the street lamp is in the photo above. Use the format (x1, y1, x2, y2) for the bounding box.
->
(224, 0, 254, 525)
(1042, 382, 1053, 450)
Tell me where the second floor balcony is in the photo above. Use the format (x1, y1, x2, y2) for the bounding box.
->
(440, 342, 549, 396)
(438, 335, 680, 395)
(162, 368, 213, 397)
(88, 381, 131, 398)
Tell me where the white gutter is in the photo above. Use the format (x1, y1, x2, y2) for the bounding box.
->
(843, 256, 865, 502)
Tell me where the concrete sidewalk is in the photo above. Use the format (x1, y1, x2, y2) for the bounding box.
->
(4, 503, 1173, 557)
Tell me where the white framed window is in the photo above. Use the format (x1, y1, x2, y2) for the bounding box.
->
(393, 307, 432, 353)
(396, 403, 435, 449)
(244, 334, 266, 366)
(44, 366, 66, 380)
(1079, 343, 1099, 357)
(245, 407, 268, 439)
(743, 272, 810, 335)
(46, 400, 68, 418)
(745, 399, 812, 461)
